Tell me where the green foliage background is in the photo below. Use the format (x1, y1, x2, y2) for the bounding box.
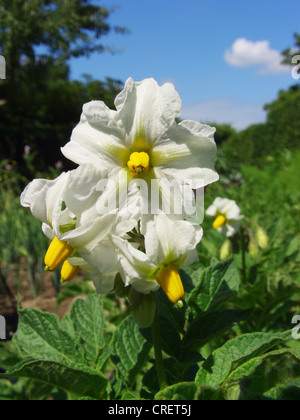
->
(0, 2, 300, 401)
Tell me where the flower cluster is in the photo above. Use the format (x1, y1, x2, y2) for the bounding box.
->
(21, 78, 219, 318)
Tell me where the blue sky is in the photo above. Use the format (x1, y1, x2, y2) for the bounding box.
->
(69, 0, 300, 130)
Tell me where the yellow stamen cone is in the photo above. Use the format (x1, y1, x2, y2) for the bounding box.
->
(127, 152, 150, 176)
(44, 236, 74, 272)
(61, 260, 81, 283)
(213, 214, 226, 230)
(156, 265, 185, 304)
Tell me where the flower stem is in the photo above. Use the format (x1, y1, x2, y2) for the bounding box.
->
(240, 227, 247, 283)
(151, 309, 168, 390)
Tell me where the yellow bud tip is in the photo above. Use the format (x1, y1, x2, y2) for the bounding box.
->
(156, 265, 185, 304)
(44, 236, 74, 272)
(213, 214, 227, 230)
(127, 152, 150, 176)
(61, 260, 81, 283)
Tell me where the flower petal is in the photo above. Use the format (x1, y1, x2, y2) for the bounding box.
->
(61, 102, 129, 168)
(144, 214, 202, 266)
(20, 172, 69, 225)
(151, 121, 219, 186)
(115, 78, 182, 148)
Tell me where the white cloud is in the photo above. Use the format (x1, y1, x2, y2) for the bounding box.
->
(224, 38, 290, 75)
(181, 97, 266, 131)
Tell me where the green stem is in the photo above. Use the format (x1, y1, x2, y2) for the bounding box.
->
(240, 227, 247, 284)
(151, 309, 167, 390)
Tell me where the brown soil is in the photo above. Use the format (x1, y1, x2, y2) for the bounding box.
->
(0, 261, 93, 337)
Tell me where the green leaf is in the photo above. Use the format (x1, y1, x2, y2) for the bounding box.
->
(0, 342, 22, 370)
(155, 382, 198, 400)
(196, 330, 291, 389)
(112, 315, 151, 385)
(28, 380, 55, 401)
(1, 359, 108, 400)
(121, 391, 142, 400)
(70, 295, 105, 368)
(156, 288, 186, 333)
(264, 378, 300, 400)
(158, 314, 182, 360)
(187, 259, 240, 319)
(13, 307, 85, 365)
(182, 309, 251, 352)
(155, 382, 225, 401)
(228, 349, 300, 398)
(0, 378, 28, 400)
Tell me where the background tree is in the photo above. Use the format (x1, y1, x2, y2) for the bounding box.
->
(282, 33, 300, 66)
(264, 85, 300, 152)
(210, 123, 237, 146)
(0, 0, 128, 178)
(0, 0, 128, 80)
(219, 85, 300, 168)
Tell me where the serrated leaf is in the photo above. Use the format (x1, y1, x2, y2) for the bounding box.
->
(196, 330, 291, 389)
(155, 382, 197, 400)
(182, 309, 251, 352)
(264, 378, 300, 400)
(70, 295, 105, 368)
(230, 349, 300, 397)
(13, 308, 86, 365)
(188, 259, 240, 319)
(1, 359, 108, 400)
(0, 342, 22, 370)
(112, 315, 151, 385)
(121, 391, 141, 400)
(155, 382, 225, 401)
(156, 288, 186, 333)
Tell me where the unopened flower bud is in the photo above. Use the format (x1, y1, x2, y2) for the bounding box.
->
(256, 227, 269, 250)
(249, 236, 259, 259)
(61, 260, 80, 283)
(44, 236, 74, 272)
(156, 265, 185, 305)
(132, 293, 156, 329)
(128, 287, 143, 308)
(114, 273, 128, 298)
(220, 239, 232, 260)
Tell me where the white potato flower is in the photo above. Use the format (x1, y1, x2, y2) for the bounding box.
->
(112, 214, 203, 304)
(20, 77, 220, 303)
(61, 77, 219, 217)
(206, 197, 244, 237)
(20, 165, 138, 290)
